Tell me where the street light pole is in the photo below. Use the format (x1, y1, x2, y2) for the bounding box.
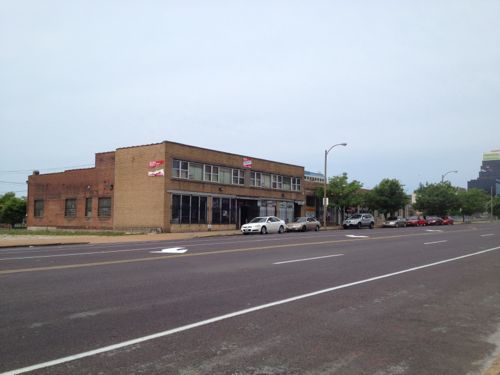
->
(441, 170, 458, 183)
(323, 143, 347, 229)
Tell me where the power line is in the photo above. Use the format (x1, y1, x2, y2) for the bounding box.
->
(0, 180, 26, 185)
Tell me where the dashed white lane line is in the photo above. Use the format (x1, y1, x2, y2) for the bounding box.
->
(273, 254, 344, 265)
(424, 240, 448, 245)
(3, 245, 500, 375)
(481, 234, 495, 237)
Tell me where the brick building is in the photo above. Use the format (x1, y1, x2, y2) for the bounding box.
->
(27, 141, 320, 232)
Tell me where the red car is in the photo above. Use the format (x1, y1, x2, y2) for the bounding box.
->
(406, 216, 426, 226)
(442, 217, 454, 225)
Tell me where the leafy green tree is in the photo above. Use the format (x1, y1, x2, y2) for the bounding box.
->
(457, 188, 488, 221)
(0, 192, 26, 226)
(488, 196, 500, 219)
(315, 173, 364, 221)
(364, 178, 409, 218)
(414, 182, 459, 217)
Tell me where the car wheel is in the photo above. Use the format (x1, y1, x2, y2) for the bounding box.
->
(315, 225, 320, 231)
(278, 225, 284, 234)
(357, 222, 362, 229)
(343, 225, 348, 229)
(369, 222, 374, 229)
(302, 225, 307, 232)
(260, 226, 267, 234)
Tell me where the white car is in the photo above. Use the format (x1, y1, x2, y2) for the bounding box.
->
(241, 216, 286, 234)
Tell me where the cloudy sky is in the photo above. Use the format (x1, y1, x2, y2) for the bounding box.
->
(1, 1, 499, 196)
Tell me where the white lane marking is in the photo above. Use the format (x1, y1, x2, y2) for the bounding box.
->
(4, 245, 500, 375)
(150, 247, 188, 254)
(481, 234, 495, 237)
(0, 247, 166, 261)
(273, 254, 344, 265)
(424, 240, 448, 245)
(345, 235, 369, 238)
(426, 229, 443, 232)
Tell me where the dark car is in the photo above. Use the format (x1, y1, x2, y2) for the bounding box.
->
(406, 216, 427, 227)
(426, 216, 443, 226)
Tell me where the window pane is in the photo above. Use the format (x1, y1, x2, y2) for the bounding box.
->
(283, 177, 291, 191)
(212, 197, 220, 224)
(65, 199, 76, 217)
(181, 195, 190, 224)
(262, 174, 271, 188)
(34, 200, 44, 217)
(171, 194, 180, 223)
(85, 198, 92, 217)
(219, 167, 231, 184)
(98, 198, 112, 217)
(190, 196, 199, 224)
(172, 160, 180, 178)
(189, 163, 203, 180)
(200, 196, 207, 224)
(221, 198, 230, 224)
(212, 166, 219, 182)
(204, 165, 212, 181)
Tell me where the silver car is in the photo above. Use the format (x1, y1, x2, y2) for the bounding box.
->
(286, 217, 321, 232)
(343, 213, 375, 229)
(383, 216, 407, 228)
(241, 216, 286, 234)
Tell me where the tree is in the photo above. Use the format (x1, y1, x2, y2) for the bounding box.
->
(414, 182, 459, 217)
(0, 192, 27, 227)
(457, 188, 488, 221)
(364, 178, 409, 218)
(316, 173, 364, 221)
(488, 196, 500, 219)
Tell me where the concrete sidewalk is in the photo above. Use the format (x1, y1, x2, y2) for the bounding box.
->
(0, 226, 340, 249)
(0, 226, 344, 248)
(0, 230, 242, 248)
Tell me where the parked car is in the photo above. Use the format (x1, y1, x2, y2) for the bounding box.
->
(442, 216, 454, 225)
(426, 216, 444, 226)
(287, 217, 321, 232)
(383, 216, 407, 228)
(241, 216, 286, 234)
(343, 213, 375, 229)
(405, 216, 427, 227)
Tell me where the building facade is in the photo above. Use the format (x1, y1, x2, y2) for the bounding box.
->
(468, 150, 500, 196)
(27, 141, 310, 232)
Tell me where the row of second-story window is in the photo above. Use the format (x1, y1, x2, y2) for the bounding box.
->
(172, 160, 301, 191)
(33, 197, 112, 218)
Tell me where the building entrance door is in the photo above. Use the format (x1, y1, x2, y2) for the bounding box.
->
(237, 199, 259, 227)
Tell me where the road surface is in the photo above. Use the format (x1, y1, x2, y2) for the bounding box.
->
(1, 223, 500, 374)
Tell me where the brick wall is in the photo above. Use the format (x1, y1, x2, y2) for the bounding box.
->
(27, 152, 115, 230)
(113, 143, 167, 231)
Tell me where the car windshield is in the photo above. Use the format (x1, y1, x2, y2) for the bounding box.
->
(349, 214, 362, 219)
(249, 217, 267, 223)
(294, 217, 307, 223)
(408, 216, 418, 220)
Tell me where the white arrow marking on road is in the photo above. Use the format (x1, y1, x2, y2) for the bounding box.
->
(150, 247, 188, 254)
(345, 234, 369, 238)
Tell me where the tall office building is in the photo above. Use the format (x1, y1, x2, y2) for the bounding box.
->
(468, 150, 500, 196)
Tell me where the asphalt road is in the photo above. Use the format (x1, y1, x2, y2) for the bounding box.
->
(1, 223, 500, 375)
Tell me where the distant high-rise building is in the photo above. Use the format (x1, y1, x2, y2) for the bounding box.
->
(468, 150, 500, 196)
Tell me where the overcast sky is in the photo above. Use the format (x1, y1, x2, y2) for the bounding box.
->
(1, 1, 499, 196)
